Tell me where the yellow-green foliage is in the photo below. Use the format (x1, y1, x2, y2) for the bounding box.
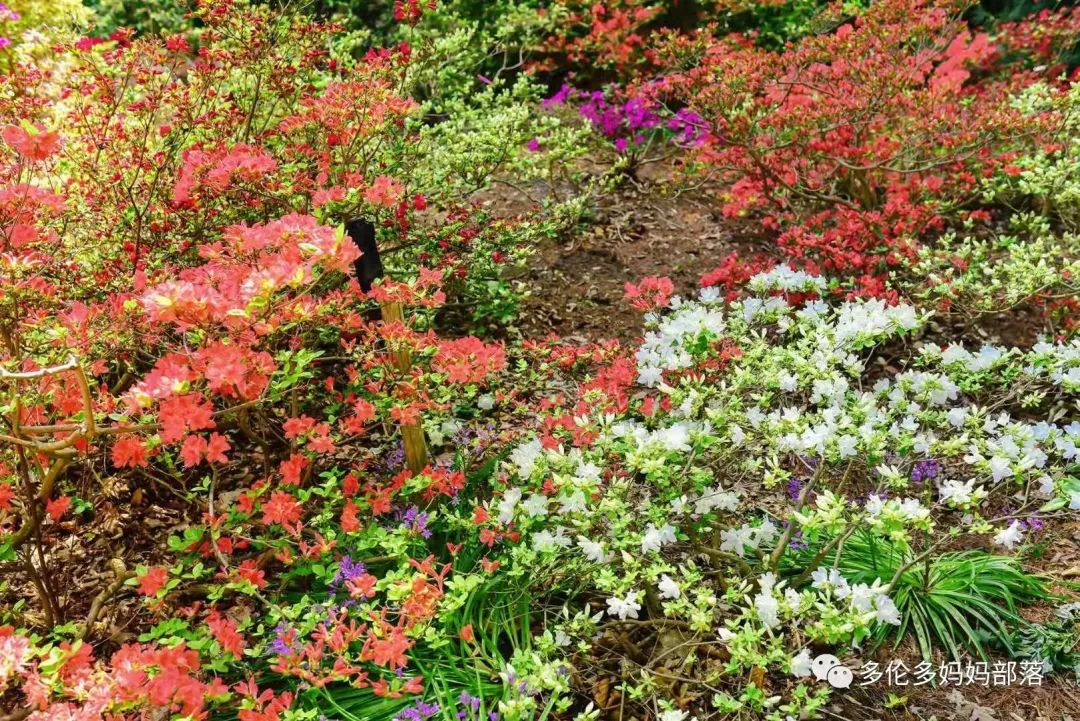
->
(908, 214, 1080, 329)
(8, 0, 90, 41)
(988, 82, 1080, 232)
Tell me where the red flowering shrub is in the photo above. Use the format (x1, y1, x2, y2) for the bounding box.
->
(635, 0, 1071, 295)
(623, 275, 674, 310)
(528, 0, 858, 78)
(0, 0, 575, 717)
(534, 0, 666, 76)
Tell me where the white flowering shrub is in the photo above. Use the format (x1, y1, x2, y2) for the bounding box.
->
(988, 82, 1080, 233)
(907, 216, 1080, 333)
(923, 81, 1080, 335)
(482, 269, 1080, 718)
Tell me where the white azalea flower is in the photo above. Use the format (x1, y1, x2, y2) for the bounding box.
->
(497, 487, 522, 524)
(1035, 476, 1055, 498)
(577, 536, 609, 563)
(754, 519, 779, 547)
(993, 520, 1024, 550)
(989, 455, 1013, 482)
(939, 478, 976, 506)
(658, 424, 692, 452)
(658, 574, 681, 600)
(522, 493, 549, 517)
(759, 572, 777, 593)
(778, 371, 798, 392)
(755, 590, 780, 628)
(849, 583, 875, 613)
(576, 462, 602, 481)
(559, 490, 588, 515)
(790, 649, 813, 677)
(720, 526, 754, 556)
(695, 487, 740, 516)
(865, 494, 884, 517)
(670, 495, 689, 515)
(784, 588, 802, 612)
(811, 566, 846, 591)
(874, 595, 901, 625)
(510, 439, 543, 478)
(898, 498, 929, 521)
(606, 592, 642, 620)
(641, 523, 677, 554)
(532, 528, 571, 552)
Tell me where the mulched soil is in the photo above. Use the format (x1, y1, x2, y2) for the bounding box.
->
(506, 169, 769, 343)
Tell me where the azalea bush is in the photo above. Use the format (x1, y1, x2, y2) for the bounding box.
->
(626, 0, 1077, 302)
(1, 0, 1080, 720)
(908, 214, 1080, 334)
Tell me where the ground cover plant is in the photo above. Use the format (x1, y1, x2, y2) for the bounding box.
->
(1, 1, 1079, 720)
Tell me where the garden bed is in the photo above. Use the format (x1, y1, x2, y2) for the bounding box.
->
(2, 1, 1080, 721)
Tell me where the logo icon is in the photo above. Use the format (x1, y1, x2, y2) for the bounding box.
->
(812, 654, 854, 689)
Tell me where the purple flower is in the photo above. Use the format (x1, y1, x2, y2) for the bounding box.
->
(458, 693, 481, 712)
(402, 506, 432, 538)
(575, 88, 660, 149)
(622, 97, 659, 132)
(331, 556, 366, 588)
(396, 701, 441, 721)
(453, 425, 478, 447)
(667, 108, 707, 146)
(397, 699, 438, 721)
(787, 477, 803, 501)
(542, 83, 575, 109)
(269, 623, 301, 657)
(910, 458, 941, 483)
(789, 530, 809, 552)
(544, 84, 708, 155)
(526, 138, 541, 152)
(386, 441, 406, 470)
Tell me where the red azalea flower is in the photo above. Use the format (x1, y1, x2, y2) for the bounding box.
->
(137, 566, 169, 596)
(46, 495, 71, 521)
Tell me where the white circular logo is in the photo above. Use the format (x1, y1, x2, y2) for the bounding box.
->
(827, 665, 854, 689)
(812, 654, 840, 681)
